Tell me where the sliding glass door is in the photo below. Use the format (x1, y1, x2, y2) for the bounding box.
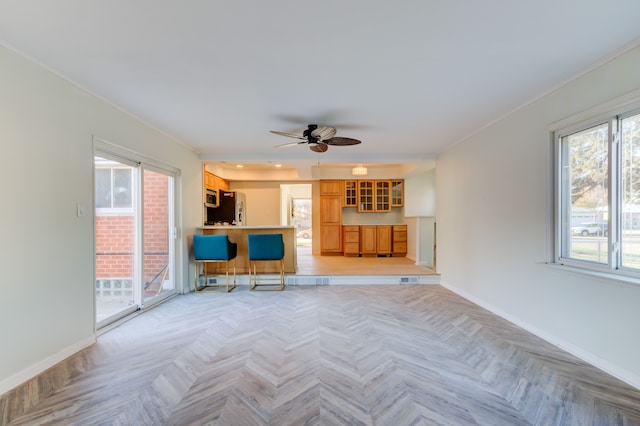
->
(95, 149, 176, 328)
(142, 167, 175, 304)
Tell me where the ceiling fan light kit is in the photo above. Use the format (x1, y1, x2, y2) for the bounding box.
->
(271, 124, 362, 153)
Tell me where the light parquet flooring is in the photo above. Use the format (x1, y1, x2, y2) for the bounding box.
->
(295, 246, 436, 276)
(2, 285, 640, 425)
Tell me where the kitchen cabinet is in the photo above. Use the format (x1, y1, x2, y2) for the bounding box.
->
(320, 225, 342, 252)
(204, 171, 216, 189)
(392, 225, 407, 256)
(343, 180, 357, 207)
(377, 225, 392, 255)
(391, 180, 404, 207)
(375, 181, 391, 212)
(358, 180, 395, 212)
(343, 225, 360, 256)
(320, 194, 342, 225)
(204, 170, 229, 191)
(320, 180, 343, 196)
(357, 180, 374, 212)
(320, 180, 343, 254)
(360, 225, 377, 255)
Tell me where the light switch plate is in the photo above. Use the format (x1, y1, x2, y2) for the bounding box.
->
(77, 203, 86, 217)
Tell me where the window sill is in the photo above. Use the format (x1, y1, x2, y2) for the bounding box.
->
(544, 262, 640, 288)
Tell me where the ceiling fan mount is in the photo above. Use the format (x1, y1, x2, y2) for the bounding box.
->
(271, 124, 361, 153)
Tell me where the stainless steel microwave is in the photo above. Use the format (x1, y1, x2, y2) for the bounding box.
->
(204, 188, 218, 208)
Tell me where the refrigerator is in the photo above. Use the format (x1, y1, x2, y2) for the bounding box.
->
(207, 191, 246, 225)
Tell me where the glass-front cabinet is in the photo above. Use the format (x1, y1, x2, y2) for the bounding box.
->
(357, 180, 374, 212)
(344, 180, 357, 207)
(375, 180, 391, 212)
(391, 180, 404, 207)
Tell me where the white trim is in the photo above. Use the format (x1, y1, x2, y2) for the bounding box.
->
(93, 138, 182, 322)
(0, 336, 96, 396)
(545, 262, 640, 289)
(0, 42, 195, 153)
(548, 88, 640, 132)
(440, 280, 640, 391)
(441, 38, 640, 154)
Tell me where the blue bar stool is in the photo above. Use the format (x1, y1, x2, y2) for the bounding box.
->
(193, 234, 238, 293)
(247, 233, 285, 291)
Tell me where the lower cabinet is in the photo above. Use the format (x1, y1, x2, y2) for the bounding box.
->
(343, 225, 360, 256)
(392, 225, 407, 256)
(320, 224, 342, 253)
(360, 225, 377, 255)
(376, 225, 392, 255)
(339, 224, 407, 257)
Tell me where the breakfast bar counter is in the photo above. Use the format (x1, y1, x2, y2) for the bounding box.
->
(198, 226, 297, 273)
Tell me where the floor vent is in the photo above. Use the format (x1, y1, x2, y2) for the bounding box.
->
(286, 277, 331, 286)
(196, 277, 218, 285)
(400, 276, 419, 284)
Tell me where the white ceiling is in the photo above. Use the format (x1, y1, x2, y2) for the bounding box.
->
(2, 1, 640, 179)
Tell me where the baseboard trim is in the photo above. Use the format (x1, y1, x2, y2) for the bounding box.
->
(440, 280, 640, 391)
(0, 335, 96, 396)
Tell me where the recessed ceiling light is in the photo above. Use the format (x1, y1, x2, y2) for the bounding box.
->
(275, 164, 282, 168)
(236, 164, 243, 168)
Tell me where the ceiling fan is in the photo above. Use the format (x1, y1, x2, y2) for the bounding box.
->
(271, 124, 361, 153)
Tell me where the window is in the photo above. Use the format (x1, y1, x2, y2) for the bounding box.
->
(555, 108, 640, 277)
(95, 157, 133, 210)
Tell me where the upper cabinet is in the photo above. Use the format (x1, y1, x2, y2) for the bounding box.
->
(357, 180, 375, 212)
(343, 180, 357, 207)
(391, 180, 404, 207)
(204, 171, 216, 189)
(356, 179, 400, 212)
(319, 180, 343, 196)
(204, 169, 229, 192)
(375, 180, 391, 212)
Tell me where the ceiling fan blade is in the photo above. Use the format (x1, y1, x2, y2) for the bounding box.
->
(309, 143, 328, 153)
(311, 126, 337, 141)
(324, 137, 362, 146)
(270, 130, 306, 140)
(275, 141, 305, 148)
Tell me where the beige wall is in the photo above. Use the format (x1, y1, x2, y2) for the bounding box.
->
(0, 45, 202, 394)
(436, 44, 640, 387)
(229, 181, 297, 226)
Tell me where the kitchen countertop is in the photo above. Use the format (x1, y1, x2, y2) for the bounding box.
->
(198, 225, 297, 273)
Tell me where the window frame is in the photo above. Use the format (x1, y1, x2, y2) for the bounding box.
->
(552, 92, 640, 282)
(95, 160, 135, 214)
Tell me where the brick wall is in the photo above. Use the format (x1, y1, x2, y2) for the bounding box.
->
(96, 171, 169, 285)
(143, 170, 169, 284)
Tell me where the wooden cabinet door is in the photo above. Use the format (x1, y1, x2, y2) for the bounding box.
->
(360, 225, 377, 255)
(343, 180, 357, 207)
(392, 225, 407, 256)
(321, 225, 342, 252)
(391, 180, 404, 207)
(215, 175, 230, 191)
(377, 225, 391, 254)
(343, 225, 360, 255)
(375, 181, 391, 212)
(204, 171, 215, 189)
(320, 194, 342, 253)
(320, 196, 342, 224)
(320, 180, 343, 196)
(357, 180, 374, 212)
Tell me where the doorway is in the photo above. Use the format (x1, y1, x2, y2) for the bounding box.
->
(94, 148, 177, 328)
(280, 184, 312, 249)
